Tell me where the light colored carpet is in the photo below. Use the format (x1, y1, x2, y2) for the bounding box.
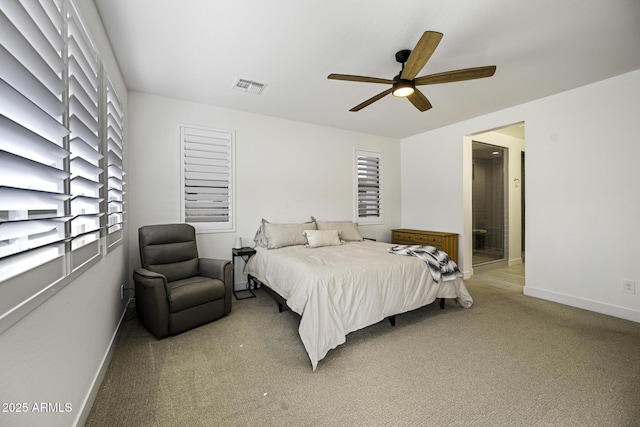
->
(86, 280, 640, 427)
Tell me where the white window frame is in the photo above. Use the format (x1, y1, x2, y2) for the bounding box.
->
(179, 124, 235, 233)
(354, 149, 383, 224)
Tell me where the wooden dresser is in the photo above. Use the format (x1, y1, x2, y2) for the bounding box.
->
(391, 229, 459, 264)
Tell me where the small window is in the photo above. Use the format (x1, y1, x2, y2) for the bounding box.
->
(104, 76, 125, 249)
(180, 125, 235, 232)
(67, 8, 102, 255)
(354, 149, 383, 224)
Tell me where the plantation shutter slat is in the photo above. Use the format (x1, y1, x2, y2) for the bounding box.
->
(0, 217, 71, 241)
(70, 135, 102, 164)
(0, 186, 69, 211)
(0, 79, 67, 139)
(70, 175, 102, 194)
(0, 116, 67, 165)
(1, 150, 68, 184)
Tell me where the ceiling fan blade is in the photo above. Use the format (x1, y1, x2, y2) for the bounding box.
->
(400, 31, 443, 80)
(350, 88, 394, 112)
(415, 66, 497, 85)
(328, 74, 396, 84)
(407, 88, 432, 112)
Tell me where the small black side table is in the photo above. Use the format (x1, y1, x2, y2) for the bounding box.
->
(232, 247, 257, 300)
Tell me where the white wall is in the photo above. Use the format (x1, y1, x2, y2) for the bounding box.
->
(0, 2, 130, 427)
(402, 69, 640, 323)
(127, 92, 401, 286)
(401, 125, 467, 263)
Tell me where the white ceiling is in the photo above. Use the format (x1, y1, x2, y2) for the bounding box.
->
(94, 0, 640, 139)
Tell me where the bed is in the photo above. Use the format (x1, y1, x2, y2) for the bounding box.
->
(244, 218, 473, 371)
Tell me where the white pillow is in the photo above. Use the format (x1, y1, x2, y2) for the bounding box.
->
(262, 218, 316, 249)
(312, 217, 363, 241)
(304, 229, 343, 248)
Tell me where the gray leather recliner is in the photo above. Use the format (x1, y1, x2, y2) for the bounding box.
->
(133, 223, 232, 338)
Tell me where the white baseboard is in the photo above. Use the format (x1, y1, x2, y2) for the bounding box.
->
(75, 298, 133, 426)
(524, 286, 640, 323)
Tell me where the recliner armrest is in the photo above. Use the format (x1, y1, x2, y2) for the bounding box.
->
(199, 258, 231, 281)
(133, 268, 170, 338)
(133, 268, 167, 289)
(200, 258, 233, 314)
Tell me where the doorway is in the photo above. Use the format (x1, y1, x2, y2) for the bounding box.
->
(472, 141, 507, 265)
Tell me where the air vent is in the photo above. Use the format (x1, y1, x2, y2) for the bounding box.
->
(232, 78, 267, 95)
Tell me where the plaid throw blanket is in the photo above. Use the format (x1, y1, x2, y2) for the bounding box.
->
(388, 245, 460, 282)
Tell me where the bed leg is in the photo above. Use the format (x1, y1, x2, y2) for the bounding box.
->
(439, 298, 445, 309)
(278, 302, 284, 313)
(388, 315, 396, 327)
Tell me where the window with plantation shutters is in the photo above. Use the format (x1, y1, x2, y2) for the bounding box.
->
(180, 125, 235, 232)
(0, 0, 127, 333)
(105, 76, 124, 248)
(355, 149, 383, 224)
(67, 4, 102, 261)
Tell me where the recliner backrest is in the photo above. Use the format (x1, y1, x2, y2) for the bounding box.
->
(139, 224, 199, 282)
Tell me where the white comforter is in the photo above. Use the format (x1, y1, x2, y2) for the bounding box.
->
(245, 240, 473, 370)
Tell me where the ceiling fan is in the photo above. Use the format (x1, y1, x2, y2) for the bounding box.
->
(327, 31, 496, 112)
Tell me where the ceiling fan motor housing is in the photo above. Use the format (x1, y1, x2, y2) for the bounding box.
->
(395, 49, 412, 64)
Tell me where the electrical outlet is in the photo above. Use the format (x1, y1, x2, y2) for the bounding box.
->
(120, 284, 125, 300)
(622, 280, 636, 295)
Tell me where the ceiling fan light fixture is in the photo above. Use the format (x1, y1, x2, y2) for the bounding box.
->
(327, 31, 496, 112)
(392, 80, 415, 97)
